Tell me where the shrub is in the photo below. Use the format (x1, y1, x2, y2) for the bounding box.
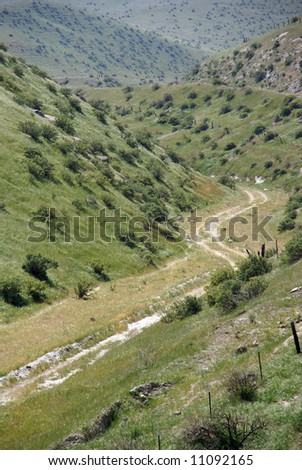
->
(29, 65, 49, 79)
(237, 255, 272, 282)
(41, 124, 58, 141)
(55, 115, 75, 135)
(22, 253, 58, 281)
(1, 278, 27, 307)
(210, 268, 236, 286)
(117, 227, 137, 249)
(75, 279, 92, 299)
(254, 69, 266, 83)
(264, 132, 278, 142)
(0, 42, 8, 52)
(64, 157, 82, 173)
(162, 296, 202, 323)
(135, 130, 153, 150)
(224, 142, 236, 151)
(295, 129, 302, 139)
(225, 90, 235, 101)
(25, 279, 47, 303)
(226, 371, 259, 401)
(218, 176, 236, 190)
(240, 276, 268, 300)
(13, 65, 24, 78)
(102, 194, 115, 209)
(90, 261, 110, 281)
(253, 124, 266, 136)
(219, 104, 232, 115)
(283, 234, 302, 263)
(24, 148, 54, 181)
(264, 161, 273, 169)
(278, 218, 295, 232)
(183, 412, 266, 450)
(188, 91, 198, 99)
(69, 97, 83, 113)
(19, 121, 42, 141)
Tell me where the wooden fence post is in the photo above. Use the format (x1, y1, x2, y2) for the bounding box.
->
(258, 351, 263, 380)
(291, 321, 301, 354)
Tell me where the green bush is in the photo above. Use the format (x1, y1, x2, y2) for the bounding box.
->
(226, 371, 259, 402)
(295, 129, 302, 139)
(25, 279, 47, 303)
(283, 234, 302, 264)
(22, 253, 58, 281)
(240, 276, 268, 300)
(13, 65, 24, 78)
(278, 218, 295, 232)
(55, 115, 75, 135)
(19, 121, 42, 141)
(209, 268, 236, 286)
(264, 131, 278, 142)
(75, 279, 92, 299)
(90, 261, 110, 282)
(24, 148, 54, 181)
(162, 296, 202, 323)
(219, 104, 232, 115)
(41, 124, 58, 141)
(1, 278, 27, 307)
(69, 97, 83, 113)
(218, 176, 236, 190)
(224, 142, 236, 151)
(237, 256, 272, 282)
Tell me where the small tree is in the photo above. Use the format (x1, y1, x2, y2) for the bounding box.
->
(90, 261, 110, 281)
(162, 296, 202, 323)
(183, 412, 266, 450)
(1, 278, 27, 307)
(19, 121, 42, 141)
(75, 279, 92, 299)
(26, 279, 47, 303)
(283, 234, 302, 264)
(237, 256, 272, 282)
(22, 254, 58, 281)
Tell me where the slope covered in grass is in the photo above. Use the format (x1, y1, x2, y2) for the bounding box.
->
(0, 48, 226, 320)
(85, 81, 302, 192)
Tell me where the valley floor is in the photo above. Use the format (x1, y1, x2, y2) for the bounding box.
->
(0, 185, 301, 450)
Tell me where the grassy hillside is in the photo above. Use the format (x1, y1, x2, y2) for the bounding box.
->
(0, 1, 203, 86)
(0, 47, 228, 321)
(84, 82, 302, 193)
(188, 18, 302, 94)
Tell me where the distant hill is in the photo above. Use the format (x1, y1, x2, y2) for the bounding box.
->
(188, 18, 302, 95)
(0, 1, 301, 85)
(35, 0, 302, 54)
(0, 1, 203, 86)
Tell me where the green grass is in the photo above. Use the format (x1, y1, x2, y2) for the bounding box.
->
(84, 82, 302, 189)
(0, 258, 301, 450)
(0, 49, 230, 320)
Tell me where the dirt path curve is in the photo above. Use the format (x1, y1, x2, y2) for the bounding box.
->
(0, 188, 269, 405)
(195, 188, 268, 267)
